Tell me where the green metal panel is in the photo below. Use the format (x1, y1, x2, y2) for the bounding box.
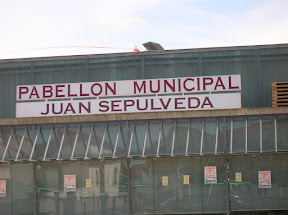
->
(1, 46, 288, 118)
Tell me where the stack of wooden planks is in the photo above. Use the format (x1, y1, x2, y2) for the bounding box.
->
(272, 82, 288, 107)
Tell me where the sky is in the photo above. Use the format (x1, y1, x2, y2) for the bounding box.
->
(1, 0, 288, 59)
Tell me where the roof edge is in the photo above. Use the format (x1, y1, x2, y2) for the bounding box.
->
(1, 43, 288, 63)
(1, 107, 287, 126)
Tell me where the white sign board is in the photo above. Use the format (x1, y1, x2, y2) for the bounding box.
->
(258, 171, 271, 189)
(16, 93, 241, 117)
(0, 180, 6, 197)
(64, 175, 76, 192)
(17, 75, 241, 101)
(16, 75, 241, 118)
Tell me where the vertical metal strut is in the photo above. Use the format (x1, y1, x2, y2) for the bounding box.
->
(2, 128, 14, 162)
(29, 127, 40, 161)
(185, 121, 191, 156)
(71, 126, 80, 160)
(57, 126, 67, 160)
(15, 129, 27, 161)
(84, 125, 94, 159)
(171, 121, 176, 156)
(142, 123, 148, 157)
(43, 127, 53, 161)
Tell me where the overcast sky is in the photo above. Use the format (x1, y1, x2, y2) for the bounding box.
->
(1, 0, 288, 59)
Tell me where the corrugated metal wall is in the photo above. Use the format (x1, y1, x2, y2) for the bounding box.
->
(1, 46, 288, 118)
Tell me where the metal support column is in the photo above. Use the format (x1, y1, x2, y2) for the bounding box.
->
(127, 159, 132, 215)
(274, 117, 278, 152)
(33, 162, 37, 215)
(215, 120, 219, 155)
(223, 117, 230, 215)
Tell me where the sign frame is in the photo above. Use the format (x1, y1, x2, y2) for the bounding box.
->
(64, 175, 76, 192)
(204, 166, 217, 184)
(258, 171, 271, 189)
(0, 180, 6, 197)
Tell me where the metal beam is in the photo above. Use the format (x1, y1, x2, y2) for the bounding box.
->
(1, 128, 14, 162)
(142, 123, 148, 157)
(200, 121, 204, 155)
(245, 119, 248, 154)
(29, 127, 40, 161)
(274, 117, 278, 152)
(84, 126, 93, 159)
(260, 119, 263, 153)
(215, 120, 219, 155)
(113, 125, 121, 158)
(57, 126, 67, 160)
(230, 119, 233, 154)
(98, 125, 107, 159)
(15, 129, 27, 161)
(127, 124, 134, 158)
(70, 126, 80, 160)
(43, 127, 53, 161)
(223, 117, 230, 215)
(185, 121, 191, 156)
(156, 122, 162, 157)
(171, 121, 176, 156)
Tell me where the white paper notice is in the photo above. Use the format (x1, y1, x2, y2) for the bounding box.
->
(204, 166, 217, 184)
(64, 175, 76, 192)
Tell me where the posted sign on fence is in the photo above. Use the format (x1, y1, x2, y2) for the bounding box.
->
(64, 175, 76, 192)
(204, 166, 217, 184)
(258, 171, 271, 189)
(0, 180, 6, 197)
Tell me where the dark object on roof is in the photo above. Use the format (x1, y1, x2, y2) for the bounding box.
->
(142, 42, 164, 51)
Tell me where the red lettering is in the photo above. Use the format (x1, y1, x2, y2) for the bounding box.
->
(203, 78, 213, 90)
(41, 104, 50, 115)
(183, 78, 195, 91)
(68, 84, 77, 97)
(201, 97, 214, 108)
(159, 98, 171, 109)
(105, 82, 116, 95)
(175, 98, 185, 109)
(43, 86, 53, 98)
(91, 83, 102, 96)
(29, 86, 40, 99)
(18, 87, 28, 100)
(80, 84, 89, 97)
(188, 97, 200, 108)
(134, 81, 146, 94)
(111, 100, 122, 112)
(79, 102, 91, 113)
(136, 99, 148, 110)
(178, 79, 181, 92)
(228, 76, 240, 89)
(64, 103, 76, 114)
(99, 101, 109, 112)
(197, 78, 200, 91)
(151, 98, 161, 110)
(164, 79, 175, 92)
(214, 77, 226, 90)
(55, 85, 65, 98)
(150, 80, 160, 93)
(52, 103, 63, 114)
(124, 100, 135, 111)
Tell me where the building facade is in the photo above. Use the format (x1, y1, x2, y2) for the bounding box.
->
(0, 44, 287, 214)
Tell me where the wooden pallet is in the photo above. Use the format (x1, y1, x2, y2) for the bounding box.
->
(272, 82, 288, 107)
